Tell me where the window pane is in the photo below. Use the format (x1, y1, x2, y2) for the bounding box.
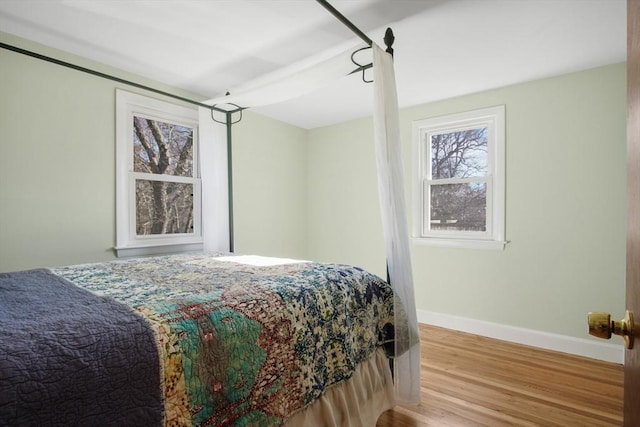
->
(430, 127, 488, 179)
(133, 116, 193, 177)
(429, 183, 486, 232)
(136, 180, 194, 235)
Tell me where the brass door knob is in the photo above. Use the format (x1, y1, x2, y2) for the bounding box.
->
(588, 310, 634, 349)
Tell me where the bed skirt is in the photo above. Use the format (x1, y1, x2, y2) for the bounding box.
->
(284, 348, 395, 426)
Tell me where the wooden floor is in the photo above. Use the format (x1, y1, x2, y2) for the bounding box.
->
(377, 324, 624, 426)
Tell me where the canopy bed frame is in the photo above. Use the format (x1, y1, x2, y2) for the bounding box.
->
(0, 1, 420, 426)
(0, 0, 395, 252)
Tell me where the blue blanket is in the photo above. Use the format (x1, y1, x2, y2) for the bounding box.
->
(0, 269, 162, 426)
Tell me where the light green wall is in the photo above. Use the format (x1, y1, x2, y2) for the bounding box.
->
(1, 34, 117, 270)
(232, 111, 308, 259)
(307, 119, 385, 272)
(0, 32, 308, 271)
(307, 63, 627, 340)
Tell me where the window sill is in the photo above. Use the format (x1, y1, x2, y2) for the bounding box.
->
(114, 242, 203, 258)
(412, 237, 506, 250)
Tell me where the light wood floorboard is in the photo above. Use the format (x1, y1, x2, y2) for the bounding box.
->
(377, 324, 623, 426)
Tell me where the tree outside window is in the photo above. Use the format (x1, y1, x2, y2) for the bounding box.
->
(430, 128, 488, 232)
(133, 117, 195, 236)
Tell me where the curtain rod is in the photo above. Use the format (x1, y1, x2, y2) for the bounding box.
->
(0, 41, 229, 114)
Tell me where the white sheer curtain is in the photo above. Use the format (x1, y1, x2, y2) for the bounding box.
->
(205, 42, 359, 108)
(372, 43, 421, 405)
(198, 107, 230, 252)
(202, 39, 421, 405)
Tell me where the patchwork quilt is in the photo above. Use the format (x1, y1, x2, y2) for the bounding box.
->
(1, 253, 396, 426)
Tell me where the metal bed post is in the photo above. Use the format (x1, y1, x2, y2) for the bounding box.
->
(226, 111, 235, 253)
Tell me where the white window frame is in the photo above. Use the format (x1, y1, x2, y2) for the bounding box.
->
(115, 89, 203, 257)
(412, 105, 506, 250)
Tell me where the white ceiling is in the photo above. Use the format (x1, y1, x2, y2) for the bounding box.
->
(0, 0, 627, 129)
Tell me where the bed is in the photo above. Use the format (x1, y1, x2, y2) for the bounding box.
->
(0, 252, 399, 426)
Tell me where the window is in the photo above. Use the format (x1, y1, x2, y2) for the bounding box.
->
(115, 90, 202, 257)
(412, 105, 505, 250)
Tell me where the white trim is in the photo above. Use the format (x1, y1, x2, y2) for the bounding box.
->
(417, 309, 624, 364)
(412, 237, 506, 250)
(114, 242, 203, 258)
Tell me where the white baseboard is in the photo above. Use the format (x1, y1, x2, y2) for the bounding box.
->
(417, 309, 624, 364)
